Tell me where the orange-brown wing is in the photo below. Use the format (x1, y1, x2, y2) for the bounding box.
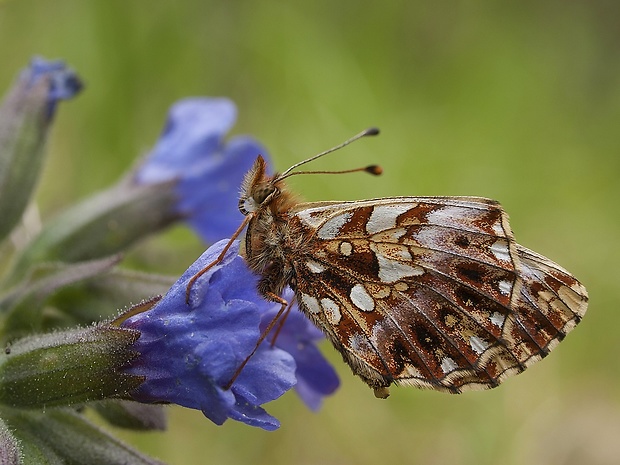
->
(288, 197, 587, 396)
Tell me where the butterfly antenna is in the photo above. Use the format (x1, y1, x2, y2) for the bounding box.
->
(276, 127, 380, 181)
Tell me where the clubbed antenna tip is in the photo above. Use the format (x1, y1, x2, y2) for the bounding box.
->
(365, 165, 383, 175)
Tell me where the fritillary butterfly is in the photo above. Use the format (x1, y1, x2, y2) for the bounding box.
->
(190, 128, 588, 398)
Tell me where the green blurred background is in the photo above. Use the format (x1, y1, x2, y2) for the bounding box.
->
(1, 1, 619, 464)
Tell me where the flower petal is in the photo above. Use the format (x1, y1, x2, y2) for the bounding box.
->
(121, 240, 297, 430)
(134, 98, 271, 242)
(22, 56, 82, 115)
(182, 135, 270, 242)
(135, 98, 237, 184)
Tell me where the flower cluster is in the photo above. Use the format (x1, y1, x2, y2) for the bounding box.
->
(120, 239, 339, 430)
(0, 57, 339, 463)
(124, 98, 339, 426)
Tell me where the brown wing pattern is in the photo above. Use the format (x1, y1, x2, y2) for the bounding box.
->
(509, 245, 587, 357)
(290, 197, 588, 395)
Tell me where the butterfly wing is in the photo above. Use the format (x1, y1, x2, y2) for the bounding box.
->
(288, 197, 588, 395)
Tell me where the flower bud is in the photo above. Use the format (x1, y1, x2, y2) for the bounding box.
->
(0, 325, 142, 408)
(9, 178, 177, 281)
(0, 57, 81, 241)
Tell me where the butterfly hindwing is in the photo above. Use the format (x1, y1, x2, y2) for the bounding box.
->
(289, 197, 587, 394)
(231, 152, 588, 397)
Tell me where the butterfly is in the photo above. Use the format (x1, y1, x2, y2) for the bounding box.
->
(189, 128, 588, 398)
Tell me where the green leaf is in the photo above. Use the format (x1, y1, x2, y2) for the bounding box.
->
(49, 268, 174, 325)
(3, 415, 64, 465)
(92, 400, 167, 431)
(0, 256, 122, 342)
(2, 407, 166, 465)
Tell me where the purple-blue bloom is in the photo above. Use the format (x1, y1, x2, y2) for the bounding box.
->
(134, 98, 270, 243)
(21, 57, 82, 117)
(121, 240, 338, 430)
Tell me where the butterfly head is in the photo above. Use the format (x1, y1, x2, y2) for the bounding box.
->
(239, 155, 281, 216)
(238, 128, 381, 217)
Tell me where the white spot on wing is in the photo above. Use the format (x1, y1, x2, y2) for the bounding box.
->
(306, 260, 326, 273)
(490, 312, 506, 328)
(376, 254, 424, 283)
(321, 298, 342, 324)
(318, 212, 353, 239)
(340, 241, 352, 256)
(441, 357, 458, 374)
(350, 283, 375, 312)
(401, 364, 422, 377)
(370, 227, 408, 245)
(470, 336, 489, 354)
(349, 332, 371, 352)
(426, 205, 479, 228)
(492, 221, 505, 235)
(498, 279, 512, 295)
(301, 293, 320, 314)
(366, 204, 412, 234)
(490, 240, 511, 262)
(296, 210, 323, 229)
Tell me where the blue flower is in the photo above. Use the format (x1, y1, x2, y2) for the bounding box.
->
(21, 56, 83, 117)
(134, 98, 269, 243)
(121, 240, 338, 430)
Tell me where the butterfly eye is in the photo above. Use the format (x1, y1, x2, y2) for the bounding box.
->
(253, 185, 278, 205)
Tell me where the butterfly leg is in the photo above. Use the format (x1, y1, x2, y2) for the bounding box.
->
(224, 291, 289, 390)
(185, 215, 252, 304)
(269, 297, 296, 347)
